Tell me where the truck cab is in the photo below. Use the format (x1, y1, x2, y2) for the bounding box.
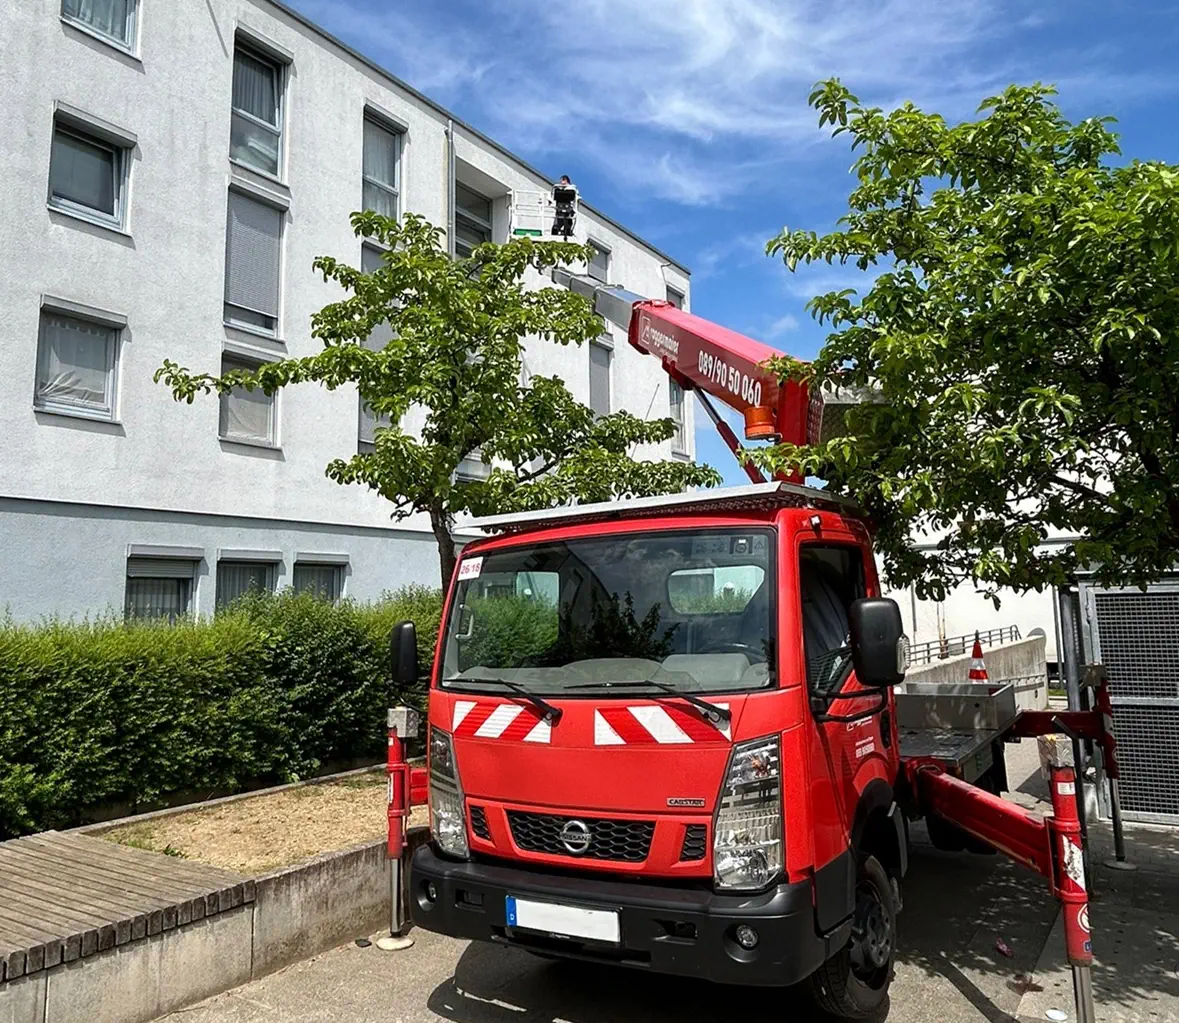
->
(407, 483, 910, 1018)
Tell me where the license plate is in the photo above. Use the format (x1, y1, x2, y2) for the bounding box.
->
(505, 896, 620, 944)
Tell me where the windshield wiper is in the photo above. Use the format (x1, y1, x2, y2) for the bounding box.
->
(443, 676, 563, 724)
(566, 680, 732, 726)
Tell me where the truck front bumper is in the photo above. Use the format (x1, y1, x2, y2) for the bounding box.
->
(409, 843, 851, 987)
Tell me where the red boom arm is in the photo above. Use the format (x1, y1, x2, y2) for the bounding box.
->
(627, 302, 810, 480)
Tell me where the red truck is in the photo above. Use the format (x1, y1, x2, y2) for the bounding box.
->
(394, 282, 1115, 1020)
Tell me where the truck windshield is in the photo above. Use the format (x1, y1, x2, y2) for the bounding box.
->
(441, 528, 775, 694)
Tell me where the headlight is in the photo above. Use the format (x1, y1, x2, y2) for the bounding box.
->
(713, 736, 783, 890)
(429, 727, 469, 859)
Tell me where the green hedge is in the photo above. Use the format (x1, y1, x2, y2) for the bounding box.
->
(0, 585, 442, 838)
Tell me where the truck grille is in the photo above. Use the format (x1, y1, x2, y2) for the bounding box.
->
(506, 811, 654, 862)
(679, 824, 707, 861)
(469, 805, 491, 840)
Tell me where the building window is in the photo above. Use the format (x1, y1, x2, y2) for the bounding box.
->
(35, 310, 118, 420)
(589, 340, 611, 417)
(666, 285, 685, 310)
(217, 560, 275, 607)
(357, 244, 395, 452)
(669, 379, 687, 454)
(455, 183, 492, 257)
(362, 117, 401, 219)
(125, 557, 195, 622)
(61, 0, 136, 48)
(230, 44, 283, 177)
(293, 562, 343, 602)
(219, 356, 276, 445)
(224, 190, 282, 334)
(588, 241, 610, 283)
(49, 120, 127, 229)
(455, 451, 492, 483)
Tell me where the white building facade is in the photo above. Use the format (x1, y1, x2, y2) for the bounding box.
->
(0, 0, 694, 621)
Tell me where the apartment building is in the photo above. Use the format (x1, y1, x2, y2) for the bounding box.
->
(0, 0, 694, 620)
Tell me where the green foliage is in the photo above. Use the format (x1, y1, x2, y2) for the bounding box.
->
(156, 214, 719, 583)
(549, 593, 678, 664)
(763, 80, 1179, 598)
(459, 596, 559, 670)
(672, 589, 755, 614)
(0, 587, 442, 838)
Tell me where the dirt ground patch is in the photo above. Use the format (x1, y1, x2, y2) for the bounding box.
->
(102, 772, 428, 874)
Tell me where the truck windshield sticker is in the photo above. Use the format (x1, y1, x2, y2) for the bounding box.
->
(457, 557, 483, 580)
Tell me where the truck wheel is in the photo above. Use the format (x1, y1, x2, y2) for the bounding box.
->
(807, 855, 896, 1020)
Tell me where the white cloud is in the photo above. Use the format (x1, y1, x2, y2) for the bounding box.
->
(765, 313, 800, 339)
(290, 0, 1178, 208)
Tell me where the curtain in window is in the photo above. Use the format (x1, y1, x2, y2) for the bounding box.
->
(293, 564, 342, 601)
(50, 130, 115, 215)
(217, 562, 270, 606)
(363, 120, 399, 188)
(63, 0, 129, 41)
(232, 50, 277, 124)
(219, 370, 273, 443)
(225, 192, 281, 318)
(38, 314, 112, 407)
(125, 578, 190, 622)
(589, 343, 611, 417)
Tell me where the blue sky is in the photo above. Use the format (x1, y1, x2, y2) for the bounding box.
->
(289, 0, 1179, 483)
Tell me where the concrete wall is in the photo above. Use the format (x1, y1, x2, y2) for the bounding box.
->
(904, 635, 1049, 710)
(0, 0, 694, 621)
(885, 578, 1060, 661)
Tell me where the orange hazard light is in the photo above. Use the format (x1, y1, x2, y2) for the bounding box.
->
(743, 406, 778, 440)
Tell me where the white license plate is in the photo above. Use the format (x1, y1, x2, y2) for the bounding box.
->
(505, 896, 620, 944)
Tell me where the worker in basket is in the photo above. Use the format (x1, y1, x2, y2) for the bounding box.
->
(551, 175, 578, 238)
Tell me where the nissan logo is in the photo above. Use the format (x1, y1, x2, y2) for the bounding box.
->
(558, 819, 592, 855)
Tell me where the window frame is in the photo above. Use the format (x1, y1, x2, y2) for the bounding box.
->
(48, 120, 128, 231)
(587, 239, 610, 283)
(124, 556, 198, 623)
(361, 115, 402, 219)
(455, 183, 493, 258)
(218, 354, 278, 447)
(216, 559, 277, 607)
(222, 188, 284, 337)
(797, 541, 868, 696)
(666, 285, 685, 310)
(669, 379, 688, 455)
(34, 307, 120, 422)
(589, 338, 612, 417)
(60, 0, 138, 52)
(229, 43, 285, 180)
(292, 561, 345, 603)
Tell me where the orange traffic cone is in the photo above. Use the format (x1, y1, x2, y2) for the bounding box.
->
(968, 632, 989, 682)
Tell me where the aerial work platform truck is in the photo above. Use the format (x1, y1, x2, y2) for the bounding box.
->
(392, 270, 1118, 1020)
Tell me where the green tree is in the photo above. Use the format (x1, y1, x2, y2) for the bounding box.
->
(157, 214, 718, 583)
(762, 80, 1179, 600)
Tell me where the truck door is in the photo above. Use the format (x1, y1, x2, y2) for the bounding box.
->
(798, 541, 896, 863)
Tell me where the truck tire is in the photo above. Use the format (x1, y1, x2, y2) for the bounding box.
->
(807, 854, 896, 1020)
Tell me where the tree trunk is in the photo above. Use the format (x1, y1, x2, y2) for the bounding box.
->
(430, 506, 457, 587)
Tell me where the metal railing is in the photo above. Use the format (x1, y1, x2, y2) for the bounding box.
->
(909, 625, 1022, 666)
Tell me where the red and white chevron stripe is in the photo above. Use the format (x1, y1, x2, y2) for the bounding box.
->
(594, 704, 731, 745)
(452, 700, 551, 743)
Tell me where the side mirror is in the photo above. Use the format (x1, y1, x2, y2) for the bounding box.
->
(390, 620, 419, 686)
(848, 598, 907, 688)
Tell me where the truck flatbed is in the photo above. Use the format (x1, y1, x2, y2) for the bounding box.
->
(899, 726, 1003, 785)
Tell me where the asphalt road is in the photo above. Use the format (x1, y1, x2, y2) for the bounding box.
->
(163, 819, 1061, 1023)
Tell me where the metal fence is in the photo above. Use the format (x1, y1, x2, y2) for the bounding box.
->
(1080, 583, 1179, 824)
(908, 625, 1022, 666)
